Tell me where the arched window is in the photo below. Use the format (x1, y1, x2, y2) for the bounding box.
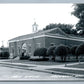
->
(22, 43, 27, 50)
(21, 43, 27, 56)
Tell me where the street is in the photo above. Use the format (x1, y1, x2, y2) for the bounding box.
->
(0, 64, 82, 81)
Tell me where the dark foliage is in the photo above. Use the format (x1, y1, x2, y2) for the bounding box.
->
(75, 43, 84, 56)
(72, 4, 84, 19)
(29, 58, 49, 61)
(34, 48, 47, 57)
(54, 44, 68, 56)
(0, 52, 9, 59)
(71, 45, 77, 55)
(34, 48, 40, 56)
(20, 52, 30, 60)
(72, 4, 84, 35)
(47, 46, 56, 56)
(39, 48, 47, 57)
(20, 56, 30, 60)
(66, 46, 71, 54)
(54, 44, 68, 61)
(43, 23, 73, 34)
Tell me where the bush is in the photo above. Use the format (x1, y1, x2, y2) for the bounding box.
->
(66, 46, 71, 54)
(75, 43, 84, 60)
(20, 56, 30, 60)
(54, 44, 68, 61)
(4, 52, 9, 59)
(20, 52, 30, 60)
(39, 48, 47, 57)
(0, 52, 9, 59)
(71, 45, 77, 56)
(34, 48, 41, 56)
(47, 46, 56, 56)
(34, 48, 47, 58)
(47, 46, 56, 61)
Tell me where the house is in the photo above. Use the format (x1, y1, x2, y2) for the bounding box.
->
(8, 23, 84, 58)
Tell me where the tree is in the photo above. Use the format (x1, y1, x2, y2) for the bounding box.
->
(75, 43, 84, 60)
(66, 46, 71, 54)
(72, 4, 84, 19)
(71, 45, 77, 56)
(43, 23, 74, 35)
(72, 4, 84, 35)
(47, 46, 56, 61)
(54, 44, 68, 62)
(34, 48, 47, 58)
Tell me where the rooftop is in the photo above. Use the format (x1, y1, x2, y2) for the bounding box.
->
(9, 28, 84, 43)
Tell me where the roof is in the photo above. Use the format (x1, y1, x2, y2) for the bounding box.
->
(9, 28, 66, 42)
(9, 28, 84, 43)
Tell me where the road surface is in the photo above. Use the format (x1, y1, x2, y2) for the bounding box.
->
(0, 64, 82, 81)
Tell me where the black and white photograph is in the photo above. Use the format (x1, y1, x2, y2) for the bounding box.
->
(0, 0, 84, 81)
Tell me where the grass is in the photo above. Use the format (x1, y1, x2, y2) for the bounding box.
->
(47, 68, 84, 75)
(2, 59, 68, 65)
(68, 63, 84, 69)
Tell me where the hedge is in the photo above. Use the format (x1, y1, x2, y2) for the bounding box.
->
(0, 52, 9, 59)
(34, 48, 47, 57)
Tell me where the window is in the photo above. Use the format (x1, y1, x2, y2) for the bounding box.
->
(36, 43, 41, 48)
(22, 43, 27, 50)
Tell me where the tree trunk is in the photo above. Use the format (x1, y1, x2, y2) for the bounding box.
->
(49, 55, 52, 61)
(76, 55, 78, 61)
(61, 56, 63, 61)
(64, 56, 66, 62)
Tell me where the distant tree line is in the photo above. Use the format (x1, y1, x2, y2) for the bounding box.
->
(43, 23, 77, 35)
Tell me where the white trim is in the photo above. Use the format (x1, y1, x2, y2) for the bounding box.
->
(9, 34, 45, 43)
(45, 35, 84, 42)
(9, 34, 84, 43)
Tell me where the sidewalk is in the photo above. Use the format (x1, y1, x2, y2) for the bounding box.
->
(0, 59, 84, 79)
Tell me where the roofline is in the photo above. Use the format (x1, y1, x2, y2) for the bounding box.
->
(9, 27, 60, 41)
(9, 34, 84, 43)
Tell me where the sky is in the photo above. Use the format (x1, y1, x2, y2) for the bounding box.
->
(0, 3, 79, 47)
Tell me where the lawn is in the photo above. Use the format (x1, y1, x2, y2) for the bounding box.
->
(67, 63, 84, 69)
(47, 68, 84, 75)
(1, 59, 72, 66)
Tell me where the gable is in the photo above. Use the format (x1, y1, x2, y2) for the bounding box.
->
(45, 28, 68, 37)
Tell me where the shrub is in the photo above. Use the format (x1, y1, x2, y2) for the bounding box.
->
(47, 46, 56, 61)
(47, 46, 56, 56)
(34, 48, 41, 56)
(0, 52, 9, 59)
(39, 48, 47, 57)
(20, 52, 30, 60)
(20, 56, 30, 60)
(66, 46, 71, 54)
(4, 52, 9, 59)
(75, 43, 84, 60)
(71, 45, 77, 56)
(34, 48, 47, 57)
(0, 52, 3, 58)
(54, 44, 68, 61)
